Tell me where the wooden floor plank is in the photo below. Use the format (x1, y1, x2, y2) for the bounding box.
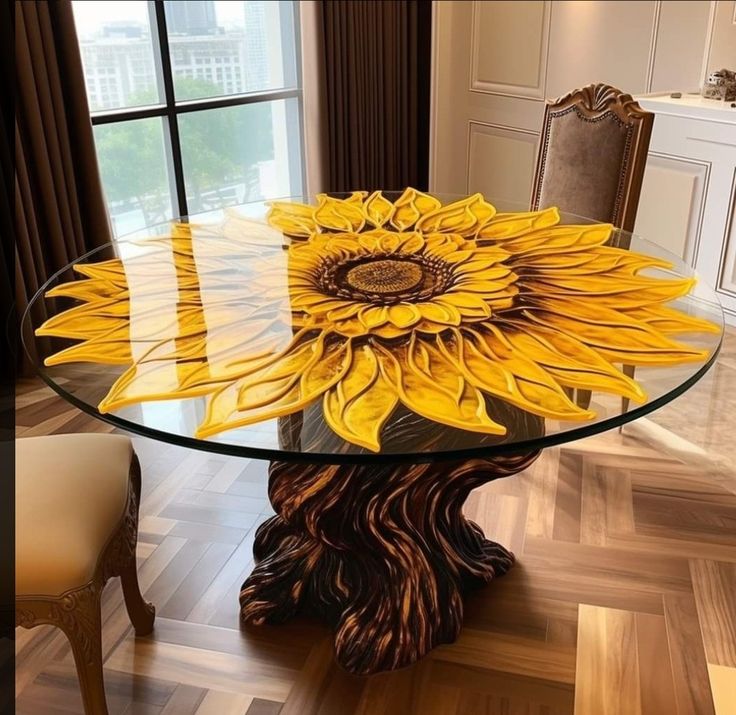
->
(663, 593, 717, 715)
(574, 604, 641, 715)
(690, 559, 736, 667)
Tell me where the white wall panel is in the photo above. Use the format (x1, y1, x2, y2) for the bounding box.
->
(470, 1, 550, 98)
(545, 1, 657, 98)
(717, 170, 736, 295)
(466, 123, 538, 204)
(650, 1, 712, 92)
(706, 0, 736, 73)
(634, 155, 709, 263)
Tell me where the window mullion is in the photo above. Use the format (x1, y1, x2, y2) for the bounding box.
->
(152, 0, 188, 218)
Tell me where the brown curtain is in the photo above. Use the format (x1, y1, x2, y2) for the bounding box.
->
(15, 0, 112, 369)
(319, 0, 432, 194)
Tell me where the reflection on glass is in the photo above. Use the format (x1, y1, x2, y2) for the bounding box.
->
(72, 0, 162, 112)
(164, 0, 298, 101)
(93, 118, 173, 237)
(178, 99, 301, 213)
(34, 192, 722, 453)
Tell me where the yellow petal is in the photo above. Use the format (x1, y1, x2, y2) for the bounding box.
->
(266, 200, 317, 237)
(196, 337, 352, 438)
(74, 259, 127, 282)
(452, 328, 596, 420)
(345, 191, 369, 205)
(363, 190, 395, 228)
(513, 245, 671, 275)
(503, 223, 613, 256)
(625, 304, 722, 335)
(314, 194, 366, 232)
(376, 338, 506, 435)
(357, 229, 401, 252)
(390, 188, 441, 231)
(388, 303, 422, 328)
(359, 305, 389, 328)
(416, 194, 496, 235)
(236, 336, 325, 410)
(417, 301, 462, 326)
(46, 278, 122, 302)
(436, 293, 492, 319)
(37, 302, 131, 340)
(397, 232, 424, 254)
(524, 300, 710, 364)
(499, 322, 647, 403)
(521, 274, 696, 308)
(322, 344, 398, 451)
(98, 356, 213, 412)
(44, 334, 132, 366)
(477, 207, 560, 240)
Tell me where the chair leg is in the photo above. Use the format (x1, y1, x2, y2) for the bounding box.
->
(63, 586, 109, 715)
(120, 559, 155, 636)
(621, 363, 637, 414)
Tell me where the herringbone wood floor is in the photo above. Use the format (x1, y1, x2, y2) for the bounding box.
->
(15, 330, 736, 714)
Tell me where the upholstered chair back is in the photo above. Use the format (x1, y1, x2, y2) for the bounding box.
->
(531, 83, 654, 232)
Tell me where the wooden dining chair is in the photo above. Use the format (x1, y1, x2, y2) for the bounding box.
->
(531, 82, 654, 232)
(531, 82, 654, 409)
(16, 434, 155, 715)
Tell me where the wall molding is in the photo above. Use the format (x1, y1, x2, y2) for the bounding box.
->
(649, 151, 711, 267)
(468, 0, 551, 100)
(464, 121, 539, 199)
(716, 166, 736, 298)
(644, 0, 662, 93)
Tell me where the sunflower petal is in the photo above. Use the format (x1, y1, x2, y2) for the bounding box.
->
(98, 356, 212, 412)
(322, 343, 398, 451)
(266, 200, 317, 237)
(417, 301, 462, 326)
(521, 274, 696, 308)
(196, 338, 351, 438)
(477, 207, 560, 240)
(236, 335, 325, 409)
(314, 194, 366, 232)
(498, 322, 647, 403)
(523, 300, 710, 364)
(445, 328, 596, 421)
(625, 304, 722, 334)
(502, 223, 613, 256)
(376, 339, 506, 435)
(388, 303, 422, 328)
(363, 190, 395, 228)
(44, 333, 132, 366)
(416, 194, 496, 235)
(390, 188, 442, 231)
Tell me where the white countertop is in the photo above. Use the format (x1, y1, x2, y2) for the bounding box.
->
(635, 92, 736, 124)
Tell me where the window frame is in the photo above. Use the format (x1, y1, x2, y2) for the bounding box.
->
(87, 0, 304, 220)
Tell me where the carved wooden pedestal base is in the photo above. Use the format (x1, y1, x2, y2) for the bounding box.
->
(240, 452, 539, 675)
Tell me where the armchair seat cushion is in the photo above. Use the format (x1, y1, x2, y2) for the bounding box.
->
(16, 434, 134, 597)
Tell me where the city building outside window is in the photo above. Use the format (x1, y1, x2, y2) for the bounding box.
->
(73, 0, 303, 237)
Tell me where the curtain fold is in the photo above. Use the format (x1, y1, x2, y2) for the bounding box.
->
(14, 0, 111, 369)
(319, 0, 432, 194)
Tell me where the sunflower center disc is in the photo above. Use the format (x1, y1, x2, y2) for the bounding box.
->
(345, 259, 424, 295)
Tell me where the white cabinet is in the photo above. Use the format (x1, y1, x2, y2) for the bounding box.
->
(634, 94, 736, 325)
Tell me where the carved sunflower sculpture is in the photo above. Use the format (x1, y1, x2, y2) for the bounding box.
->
(37, 189, 718, 451)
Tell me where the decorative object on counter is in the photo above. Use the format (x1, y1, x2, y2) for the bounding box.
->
(701, 68, 736, 101)
(37, 189, 716, 452)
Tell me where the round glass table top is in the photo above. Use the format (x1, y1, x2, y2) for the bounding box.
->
(22, 192, 724, 464)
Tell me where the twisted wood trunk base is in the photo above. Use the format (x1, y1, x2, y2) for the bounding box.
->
(239, 452, 539, 675)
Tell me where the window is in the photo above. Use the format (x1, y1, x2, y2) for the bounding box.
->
(73, 0, 303, 237)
